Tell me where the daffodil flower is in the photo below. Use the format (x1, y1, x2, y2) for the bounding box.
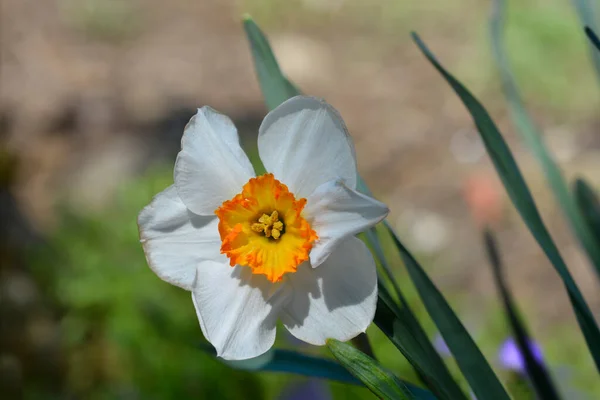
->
(138, 96, 389, 360)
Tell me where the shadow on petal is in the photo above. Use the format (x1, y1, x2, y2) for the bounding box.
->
(280, 237, 377, 345)
(233, 265, 292, 302)
(188, 211, 218, 231)
(193, 262, 291, 360)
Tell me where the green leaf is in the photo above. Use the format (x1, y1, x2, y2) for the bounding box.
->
(358, 183, 445, 395)
(375, 284, 467, 400)
(384, 224, 510, 400)
(411, 31, 600, 372)
(586, 27, 600, 52)
(260, 348, 362, 384)
(571, 2, 600, 84)
(201, 345, 363, 385)
(364, 225, 460, 396)
(365, 227, 406, 305)
(359, 173, 406, 304)
(243, 15, 300, 111)
(489, 0, 600, 280)
(574, 178, 600, 246)
(484, 229, 562, 400)
(328, 339, 436, 400)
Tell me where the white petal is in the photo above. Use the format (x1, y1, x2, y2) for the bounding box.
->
(174, 107, 255, 215)
(258, 96, 357, 198)
(138, 185, 223, 290)
(281, 237, 378, 345)
(306, 179, 389, 268)
(192, 262, 291, 360)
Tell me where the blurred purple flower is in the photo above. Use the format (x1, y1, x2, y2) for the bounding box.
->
(278, 380, 331, 400)
(498, 337, 544, 373)
(433, 333, 451, 357)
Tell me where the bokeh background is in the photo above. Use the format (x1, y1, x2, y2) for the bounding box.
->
(2, 0, 600, 398)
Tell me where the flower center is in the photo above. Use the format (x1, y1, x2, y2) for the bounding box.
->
(215, 174, 318, 282)
(251, 211, 284, 239)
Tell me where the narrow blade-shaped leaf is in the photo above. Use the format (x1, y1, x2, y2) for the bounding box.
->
(572, 1, 600, 84)
(366, 227, 406, 304)
(484, 229, 562, 400)
(367, 226, 455, 394)
(328, 339, 436, 400)
(586, 26, 600, 52)
(384, 224, 510, 399)
(574, 178, 600, 245)
(201, 345, 362, 385)
(411, 32, 600, 372)
(490, 0, 600, 279)
(243, 16, 300, 110)
(375, 285, 467, 400)
(358, 176, 405, 301)
(260, 348, 363, 384)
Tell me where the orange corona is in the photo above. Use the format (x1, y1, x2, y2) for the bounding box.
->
(215, 174, 318, 282)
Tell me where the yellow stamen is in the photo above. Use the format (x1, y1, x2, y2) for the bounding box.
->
(251, 211, 284, 239)
(271, 228, 281, 240)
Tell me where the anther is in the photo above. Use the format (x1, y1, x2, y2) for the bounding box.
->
(251, 211, 284, 239)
